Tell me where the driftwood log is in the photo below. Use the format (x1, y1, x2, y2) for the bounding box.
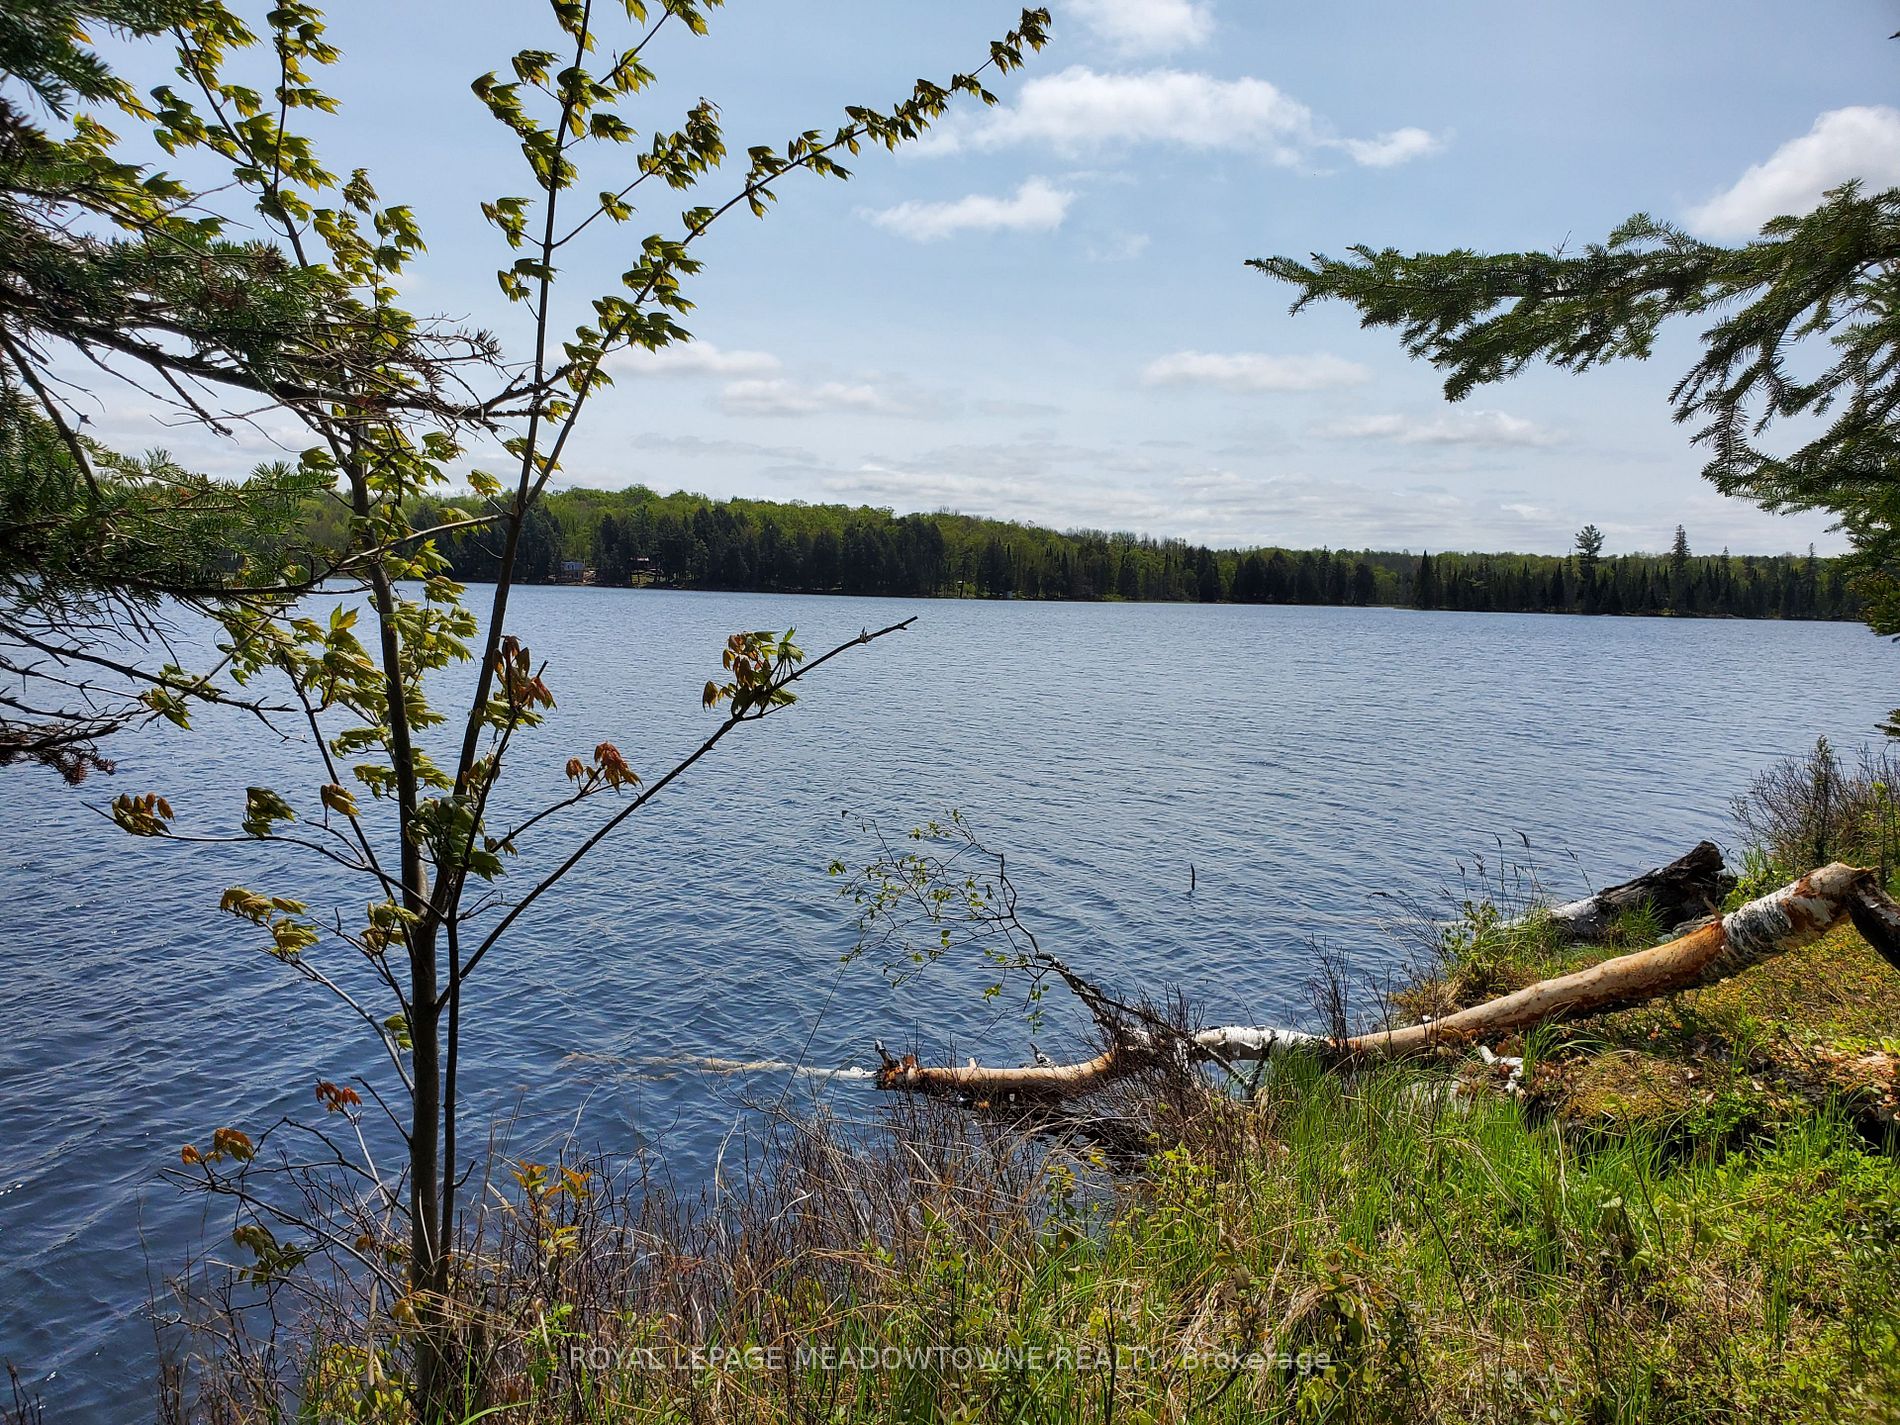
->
(1543, 840, 1735, 942)
(876, 861, 1900, 1103)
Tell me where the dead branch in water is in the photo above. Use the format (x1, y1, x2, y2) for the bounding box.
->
(875, 861, 1900, 1103)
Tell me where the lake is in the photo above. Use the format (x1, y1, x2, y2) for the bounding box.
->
(2, 589, 1895, 1418)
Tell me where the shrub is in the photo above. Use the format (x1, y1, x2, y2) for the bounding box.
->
(1731, 737, 1900, 888)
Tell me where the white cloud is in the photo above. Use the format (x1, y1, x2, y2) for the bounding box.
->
(863, 177, 1074, 242)
(1142, 350, 1372, 393)
(1335, 126, 1443, 168)
(938, 67, 1305, 158)
(719, 379, 908, 418)
(809, 458, 1577, 551)
(1315, 410, 1564, 448)
(610, 342, 780, 378)
(1085, 231, 1152, 262)
(926, 66, 1443, 169)
(1687, 106, 1900, 238)
(970, 396, 1065, 418)
(637, 433, 818, 462)
(1064, 0, 1212, 55)
(727, 432, 1841, 554)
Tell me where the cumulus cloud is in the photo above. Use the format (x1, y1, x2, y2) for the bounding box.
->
(637, 433, 818, 462)
(970, 396, 1065, 418)
(723, 430, 1840, 554)
(1064, 0, 1212, 55)
(1142, 350, 1372, 393)
(925, 66, 1442, 169)
(610, 342, 780, 378)
(936, 67, 1305, 158)
(1085, 231, 1152, 262)
(719, 379, 909, 418)
(1315, 410, 1563, 448)
(1687, 106, 1900, 238)
(863, 177, 1074, 242)
(1335, 126, 1443, 168)
(807, 457, 1575, 551)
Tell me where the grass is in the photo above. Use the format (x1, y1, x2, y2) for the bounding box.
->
(130, 757, 1900, 1422)
(260, 1068, 1900, 1424)
(1398, 902, 1900, 1149)
(151, 900, 1900, 1424)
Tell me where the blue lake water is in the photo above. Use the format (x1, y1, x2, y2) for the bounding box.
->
(3, 589, 1896, 1418)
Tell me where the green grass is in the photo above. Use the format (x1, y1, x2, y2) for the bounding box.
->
(172, 915, 1900, 1425)
(414, 1065, 1900, 1424)
(1394, 894, 1900, 1148)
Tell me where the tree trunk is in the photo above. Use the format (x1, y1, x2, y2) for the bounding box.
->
(1541, 839, 1735, 941)
(876, 861, 1900, 1103)
(403, 913, 448, 1421)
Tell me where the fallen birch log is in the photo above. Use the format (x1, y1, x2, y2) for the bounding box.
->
(1541, 840, 1735, 941)
(876, 861, 1900, 1102)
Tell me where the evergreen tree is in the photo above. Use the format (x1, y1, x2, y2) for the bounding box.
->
(1232, 552, 1268, 603)
(1252, 182, 1900, 663)
(1194, 548, 1223, 601)
(1575, 524, 1605, 569)
(422, 483, 1858, 622)
(0, 0, 380, 777)
(1668, 525, 1692, 610)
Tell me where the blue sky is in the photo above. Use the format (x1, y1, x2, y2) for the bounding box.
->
(91, 1, 1900, 554)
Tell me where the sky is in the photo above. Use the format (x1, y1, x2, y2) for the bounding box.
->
(79, 1, 1900, 554)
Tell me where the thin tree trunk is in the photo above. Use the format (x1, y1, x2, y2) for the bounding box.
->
(876, 862, 1900, 1102)
(408, 945, 445, 1417)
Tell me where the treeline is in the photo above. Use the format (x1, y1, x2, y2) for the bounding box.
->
(337, 485, 1859, 620)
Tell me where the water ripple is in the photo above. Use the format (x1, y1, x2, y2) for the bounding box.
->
(1, 591, 1894, 1416)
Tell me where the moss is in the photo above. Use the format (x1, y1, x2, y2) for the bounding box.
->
(1549, 1049, 1709, 1121)
(1397, 910, 1900, 1146)
(1697, 923, 1900, 1048)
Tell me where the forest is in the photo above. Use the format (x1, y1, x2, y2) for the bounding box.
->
(322, 483, 1863, 619)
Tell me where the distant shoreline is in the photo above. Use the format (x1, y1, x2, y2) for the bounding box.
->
(361, 485, 1857, 623)
(445, 579, 1864, 624)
